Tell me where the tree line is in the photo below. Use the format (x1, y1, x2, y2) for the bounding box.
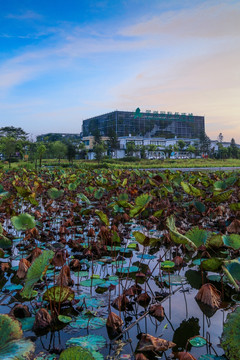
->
(0, 126, 239, 167)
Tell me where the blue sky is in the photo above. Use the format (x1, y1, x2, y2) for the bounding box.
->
(0, 0, 239, 141)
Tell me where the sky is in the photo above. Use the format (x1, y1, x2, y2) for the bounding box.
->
(0, 0, 239, 142)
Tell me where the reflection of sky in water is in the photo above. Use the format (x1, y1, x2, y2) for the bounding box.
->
(0, 224, 232, 358)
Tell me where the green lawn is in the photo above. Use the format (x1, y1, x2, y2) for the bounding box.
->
(1, 158, 240, 170)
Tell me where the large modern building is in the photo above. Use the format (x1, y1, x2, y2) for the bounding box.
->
(82, 109, 205, 139)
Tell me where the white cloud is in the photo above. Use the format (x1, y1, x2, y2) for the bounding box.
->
(6, 10, 42, 20)
(120, 1, 240, 39)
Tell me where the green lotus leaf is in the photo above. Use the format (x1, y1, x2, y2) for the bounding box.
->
(205, 235, 224, 249)
(95, 210, 109, 226)
(80, 278, 105, 287)
(11, 213, 36, 231)
(70, 315, 106, 330)
(225, 176, 237, 187)
(77, 193, 91, 204)
(59, 346, 94, 360)
(21, 250, 54, 299)
(74, 271, 89, 277)
(94, 188, 105, 200)
(135, 193, 152, 207)
(0, 339, 35, 360)
(213, 181, 226, 191)
(68, 182, 77, 191)
(194, 201, 206, 213)
(153, 209, 164, 218)
(221, 306, 240, 359)
(162, 274, 186, 285)
(223, 234, 240, 250)
(189, 336, 207, 347)
(185, 227, 209, 248)
(66, 335, 106, 351)
(201, 258, 223, 271)
(133, 231, 146, 245)
(58, 315, 72, 323)
(18, 317, 35, 331)
(116, 266, 139, 273)
(181, 182, 202, 197)
(75, 294, 105, 308)
(0, 315, 23, 347)
(166, 216, 197, 251)
(0, 235, 12, 249)
(47, 188, 64, 200)
(43, 286, 75, 303)
(161, 260, 175, 269)
(208, 189, 234, 203)
(230, 203, 240, 211)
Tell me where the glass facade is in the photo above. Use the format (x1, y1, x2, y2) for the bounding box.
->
(82, 111, 204, 139)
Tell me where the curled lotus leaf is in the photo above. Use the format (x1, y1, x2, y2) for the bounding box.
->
(0, 314, 23, 347)
(21, 250, 54, 299)
(0, 339, 35, 360)
(166, 216, 197, 251)
(43, 286, 75, 303)
(11, 213, 36, 231)
(95, 210, 109, 226)
(0, 314, 35, 360)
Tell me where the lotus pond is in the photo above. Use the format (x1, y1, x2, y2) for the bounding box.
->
(0, 168, 240, 360)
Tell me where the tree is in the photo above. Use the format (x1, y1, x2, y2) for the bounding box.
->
(0, 137, 16, 168)
(217, 133, 223, 143)
(187, 145, 196, 157)
(93, 129, 101, 145)
(199, 131, 211, 155)
(0, 126, 28, 140)
(139, 145, 146, 159)
(108, 129, 118, 158)
(164, 145, 173, 158)
(66, 143, 76, 163)
(51, 141, 67, 164)
(230, 138, 238, 158)
(36, 144, 46, 168)
(93, 142, 106, 163)
(177, 140, 186, 151)
(126, 141, 136, 156)
(78, 142, 87, 159)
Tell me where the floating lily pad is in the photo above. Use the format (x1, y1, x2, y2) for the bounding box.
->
(70, 315, 106, 330)
(75, 294, 105, 308)
(161, 260, 175, 269)
(162, 274, 186, 286)
(66, 334, 106, 351)
(137, 254, 156, 260)
(58, 315, 72, 323)
(189, 336, 207, 347)
(116, 266, 139, 273)
(79, 279, 105, 287)
(43, 286, 75, 303)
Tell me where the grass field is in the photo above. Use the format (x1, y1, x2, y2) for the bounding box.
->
(1, 157, 240, 170)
